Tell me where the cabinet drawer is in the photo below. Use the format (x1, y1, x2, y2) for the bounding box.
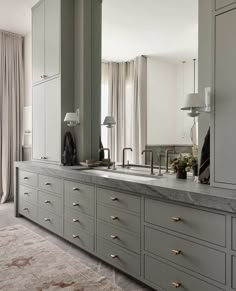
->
(38, 191, 63, 216)
(97, 204, 140, 234)
(19, 200, 37, 222)
(145, 227, 226, 284)
(38, 207, 63, 236)
(64, 180, 94, 200)
(39, 175, 63, 195)
(64, 206, 94, 235)
(65, 189, 94, 216)
(215, 0, 236, 10)
(233, 218, 236, 250)
(97, 221, 140, 254)
(64, 221, 94, 251)
(97, 187, 140, 214)
(97, 238, 141, 277)
(145, 199, 226, 246)
(19, 185, 37, 204)
(233, 256, 236, 289)
(19, 170, 37, 187)
(145, 255, 223, 291)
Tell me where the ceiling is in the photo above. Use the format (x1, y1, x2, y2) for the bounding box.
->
(102, 0, 198, 62)
(0, 0, 38, 36)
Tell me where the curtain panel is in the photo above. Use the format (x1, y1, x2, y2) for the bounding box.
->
(102, 56, 147, 164)
(0, 31, 24, 203)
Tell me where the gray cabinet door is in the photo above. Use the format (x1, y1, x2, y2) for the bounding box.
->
(214, 9, 236, 186)
(215, 0, 236, 10)
(44, 0, 60, 78)
(32, 1, 45, 84)
(233, 256, 236, 289)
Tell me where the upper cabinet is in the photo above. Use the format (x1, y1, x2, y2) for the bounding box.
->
(212, 6, 236, 189)
(32, 0, 60, 84)
(215, 0, 236, 10)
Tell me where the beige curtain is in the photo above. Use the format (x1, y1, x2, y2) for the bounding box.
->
(103, 56, 147, 164)
(0, 31, 24, 203)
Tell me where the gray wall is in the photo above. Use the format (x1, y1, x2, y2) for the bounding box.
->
(198, 0, 212, 158)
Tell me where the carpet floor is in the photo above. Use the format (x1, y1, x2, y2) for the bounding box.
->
(0, 224, 124, 291)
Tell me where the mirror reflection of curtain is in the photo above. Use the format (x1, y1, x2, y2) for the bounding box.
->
(0, 31, 23, 203)
(101, 56, 147, 164)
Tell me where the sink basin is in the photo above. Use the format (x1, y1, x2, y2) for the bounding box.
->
(84, 169, 158, 182)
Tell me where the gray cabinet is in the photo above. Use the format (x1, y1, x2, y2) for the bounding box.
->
(233, 218, 236, 250)
(233, 256, 236, 289)
(32, 0, 60, 84)
(212, 7, 236, 189)
(215, 0, 236, 10)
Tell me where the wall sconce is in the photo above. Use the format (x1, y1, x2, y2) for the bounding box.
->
(181, 93, 205, 117)
(64, 109, 80, 127)
(102, 116, 116, 128)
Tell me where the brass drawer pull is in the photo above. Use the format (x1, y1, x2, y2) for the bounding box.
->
(172, 282, 181, 288)
(110, 235, 118, 240)
(73, 187, 80, 191)
(171, 217, 181, 222)
(44, 200, 51, 204)
(110, 216, 118, 220)
(73, 219, 79, 223)
(111, 197, 118, 201)
(23, 207, 28, 211)
(72, 203, 80, 207)
(172, 250, 181, 255)
(110, 254, 118, 259)
(44, 182, 51, 186)
(23, 177, 29, 180)
(44, 218, 50, 222)
(72, 234, 79, 239)
(24, 192, 29, 195)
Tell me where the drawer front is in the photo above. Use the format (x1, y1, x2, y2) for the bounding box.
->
(145, 199, 226, 246)
(39, 175, 63, 195)
(233, 218, 236, 251)
(97, 221, 140, 254)
(64, 206, 94, 235)
(233, 256, 236, 290)
(38, 207, 63, 236)
(97, 238, 141, 277)
(215, 0, 236, 10)
(145, 255, 223, 291)
(145, 227, 226, 284)
(65, 190, 94, 216)
(19, 185, 37, 204)
(38, 191, 63, 216)
(19, 170, 37, 187)
(64, 221, 94, 251)
(64, 180, 94, 200)
(19, 200, 37, 221)
(97, 204, 140, 234)
(97, 187, 140, 214)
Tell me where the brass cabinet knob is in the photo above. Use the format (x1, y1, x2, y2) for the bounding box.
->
(110, 254, 118, 259)
(23, 177, 29, 180)
(72, 203, 80, 207)
(72, 234, 79, 239)
(44, 200, 51, 204)
(171, 217, 181, 222)
(24, 192, 29, 195)
(23, 207, 28, 211)
(172, 282, 181, 288)
(110, 216, 118, 220)
(73, 219, 79, 223)
(73, 187, 80, 191)
(44, 182, 51, 186)
(172, 250, 181, 255)
(111, 197, 118, 201)
(110, 235, 118, 240)
(44, 218, 50, 222)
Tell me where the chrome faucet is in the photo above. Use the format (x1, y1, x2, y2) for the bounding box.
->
(165, 149, 175, 173)
(142, 149, 154, 175)
(98, 148, 111, 169)
(122, 147, 133, 168)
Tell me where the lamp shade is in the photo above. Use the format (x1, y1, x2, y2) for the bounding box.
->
(64, 112, 78, 122)
(102, 116, 116, 128)
(181, 93, 205, 111)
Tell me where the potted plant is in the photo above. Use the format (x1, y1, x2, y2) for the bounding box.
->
(171, 155, 189, 179)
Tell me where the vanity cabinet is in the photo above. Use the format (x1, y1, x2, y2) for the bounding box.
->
(32, 0, 60, 84)
(16, 167, 231, 291)
(215, 0, 236, 10)
(32, 0, 74, 164)
(32, 77, 61, 163)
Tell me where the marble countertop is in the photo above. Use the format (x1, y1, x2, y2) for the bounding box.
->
(15, 161, 236, 214)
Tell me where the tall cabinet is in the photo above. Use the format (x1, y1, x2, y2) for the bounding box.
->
(32, 0, 74, 164)
(212, 1, 236, 189)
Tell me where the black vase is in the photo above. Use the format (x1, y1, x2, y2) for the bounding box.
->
(176, 169, 187, 179)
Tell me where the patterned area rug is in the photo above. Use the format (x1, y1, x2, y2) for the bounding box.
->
(0, 225, 123, 291)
